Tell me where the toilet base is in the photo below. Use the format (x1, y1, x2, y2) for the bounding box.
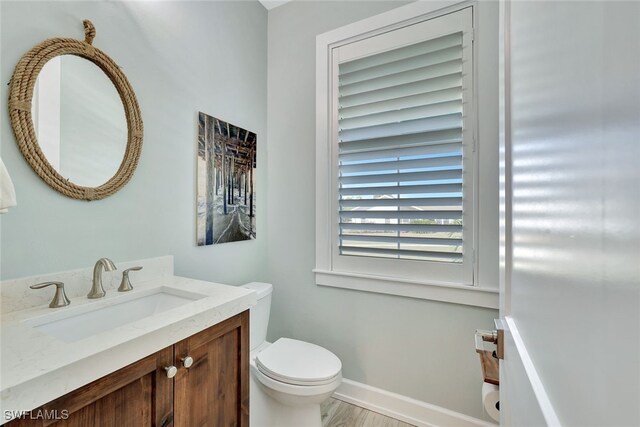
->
(250, 371, 324, 427)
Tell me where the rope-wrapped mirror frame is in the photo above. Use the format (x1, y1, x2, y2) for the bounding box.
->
(8, 20, 143, 201)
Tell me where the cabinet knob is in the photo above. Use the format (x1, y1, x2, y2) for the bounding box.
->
(181, 356, 194, 368)
(164, 366, 177, 378)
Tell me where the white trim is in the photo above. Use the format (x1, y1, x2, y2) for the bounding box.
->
(314, 269, 498, 309)
(316, 16, 335, 272)
(504, 317, 561, 426)
(498, 0, 513, 318)
(333, 378, 496, 427)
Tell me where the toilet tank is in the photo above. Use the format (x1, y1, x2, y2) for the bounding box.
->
(241, 282, 273, 351)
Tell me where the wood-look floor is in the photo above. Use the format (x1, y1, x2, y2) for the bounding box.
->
(321, 398, 416, 427)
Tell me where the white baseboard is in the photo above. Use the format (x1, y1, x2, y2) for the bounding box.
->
(333, 378, 496, 427)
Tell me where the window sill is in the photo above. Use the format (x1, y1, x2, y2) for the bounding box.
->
(313, 269, 499, 309)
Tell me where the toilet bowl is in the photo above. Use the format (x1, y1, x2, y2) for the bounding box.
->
(242, 282, 342, 427)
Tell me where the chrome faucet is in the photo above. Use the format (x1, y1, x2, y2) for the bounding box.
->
(88, 258, 117, 299)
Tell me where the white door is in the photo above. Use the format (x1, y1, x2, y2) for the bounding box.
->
(499, 1, 640, 426)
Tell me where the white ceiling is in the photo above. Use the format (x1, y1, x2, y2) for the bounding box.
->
(259, 0, 292, 10)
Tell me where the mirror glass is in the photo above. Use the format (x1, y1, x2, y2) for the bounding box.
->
(31, 55, 127, 187)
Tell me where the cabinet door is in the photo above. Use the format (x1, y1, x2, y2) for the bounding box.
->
(173, 311, 249, 427)
(4, 347, 174, 427)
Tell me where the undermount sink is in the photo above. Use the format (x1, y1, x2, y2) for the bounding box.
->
(23, 287, 206, 343)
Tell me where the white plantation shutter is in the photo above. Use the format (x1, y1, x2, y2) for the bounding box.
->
(330, 8, 475, 284)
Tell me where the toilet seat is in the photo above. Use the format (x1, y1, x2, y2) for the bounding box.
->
(255, 338, 342, 386)
(251, 363, 343, 399)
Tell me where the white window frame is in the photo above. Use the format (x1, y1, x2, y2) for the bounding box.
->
(315, 1, 499, 309)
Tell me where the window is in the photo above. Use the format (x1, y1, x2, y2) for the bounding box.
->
(316, 3, 498, 308)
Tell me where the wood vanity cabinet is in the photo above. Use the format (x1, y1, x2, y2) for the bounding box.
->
(4, 311, 249, 427)
(173, 311, 249, 427)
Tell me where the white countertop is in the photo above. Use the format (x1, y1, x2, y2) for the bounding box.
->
(0, 276, 256, 417)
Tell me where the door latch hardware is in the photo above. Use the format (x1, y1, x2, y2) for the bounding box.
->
(475, 319, 505, 360)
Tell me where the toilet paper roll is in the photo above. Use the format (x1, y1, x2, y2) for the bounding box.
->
(482, 382, 500, 422)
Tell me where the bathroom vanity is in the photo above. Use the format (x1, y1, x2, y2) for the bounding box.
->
(4, 312, 248, 427)
(0, 257, 256, 426)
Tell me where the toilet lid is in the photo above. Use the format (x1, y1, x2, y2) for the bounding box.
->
(256, 338, 342, 386)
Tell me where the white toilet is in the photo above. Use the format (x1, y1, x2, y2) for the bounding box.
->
(242, 282, 342, 427)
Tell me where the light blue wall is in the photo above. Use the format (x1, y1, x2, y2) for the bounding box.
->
(0, 1, 268, 284)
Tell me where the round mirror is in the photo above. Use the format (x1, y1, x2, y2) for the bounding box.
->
(32, 55, 128, 187)
(9, 20, 143, 201)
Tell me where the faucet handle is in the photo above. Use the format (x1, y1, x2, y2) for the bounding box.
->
(30, 281, 71, 308)
(118, 266, 143, 292)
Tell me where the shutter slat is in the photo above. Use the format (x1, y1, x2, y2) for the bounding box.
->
(339, 183, 462, 197)
(340, 100, 462, 131)
(339, 87, 462, 120)
(339, 210, 462, 220)
(339, 113, 462, 143)
(339, 128, 461, 154)
(339, 32, 462, 74)
(340, 197, 462, 208)
(340, 154, 461, 174)
(339, 246, 463, 261)
(339, 73, 462, 109)
(339, 46, 463, 86)
(340, 59, 462, 97)
(339, 169, 462, 185)
(340, 234, 462, 246)
(339, 140, 461, 162)
(339, 223, 462, 233)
